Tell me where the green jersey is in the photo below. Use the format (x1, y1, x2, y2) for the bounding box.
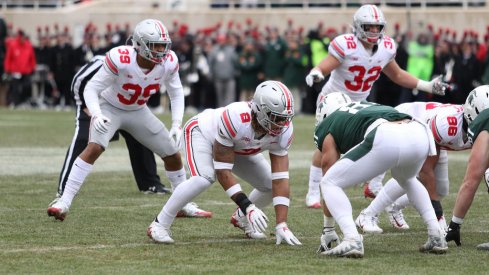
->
(467, 109, 489, 145)
(314, 102, 411, 153)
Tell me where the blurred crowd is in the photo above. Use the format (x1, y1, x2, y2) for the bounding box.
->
(1, 17, 489, 114)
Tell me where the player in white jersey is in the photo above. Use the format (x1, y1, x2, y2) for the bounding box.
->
(304, 4, 449, 211)
(47, 19, 210, 221)
(147, 80, 301, 245)
(355, 102, 472, 234)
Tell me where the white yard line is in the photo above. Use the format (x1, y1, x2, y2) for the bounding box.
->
(0, 147, 471, 176)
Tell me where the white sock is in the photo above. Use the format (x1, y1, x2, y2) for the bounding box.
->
(393, 194, 410, 210)
(166, 167, 186, 191)
(365, 178, 404, 215)
(402, 178, 439, 235)
(60, 157, 93, 207)
(249, 189, 272, 208)
(321, 182, 358, 239)
(157, 176, 210, 227)
(308, 165, 322, 194)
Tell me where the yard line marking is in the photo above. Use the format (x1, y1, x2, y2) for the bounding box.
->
(0, 147, 471, 176)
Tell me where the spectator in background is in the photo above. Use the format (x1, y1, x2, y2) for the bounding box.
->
(4, 29, 36, 108)
(0, 17, 8, 106)
(451, 39, 482, 104)
(50, 32, 76, 109)
(237, 38, 262, 101)
(283, 37, 305, 114)
(263, 27, 286, 80)
(399, 32, 435, 103)
(208, 33, 238, 107)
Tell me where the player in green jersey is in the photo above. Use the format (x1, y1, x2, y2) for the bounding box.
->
(445, 86, 489, 249)
(315, 92, 447, 258)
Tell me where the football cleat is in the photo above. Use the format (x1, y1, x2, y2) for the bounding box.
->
(47, 199, 70, 221)
(317, 227, 340, 253)
(419, 234, 448, 254)
(355, 210, 383, 234)
(305, 191, 321, 209)
(363, 182, 378, 199)
(230, 208, 267, 239)
(147, 219, 174, 244)
(320, 235, 364, 258)
(476, 242, 489, 250)
(385, 204, 410, 230)
(142, 184, 171, 195)
(176, 202, 213, 218)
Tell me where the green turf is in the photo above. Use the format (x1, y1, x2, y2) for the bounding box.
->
(1, 108, 488, 274)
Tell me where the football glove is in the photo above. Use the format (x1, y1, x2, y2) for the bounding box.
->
(92, 114, 111, 134)
(430, 75, 450, 96)
(305, 69, 324, 87)
(169, 123, 183, 149)
(445, 221, 461, 246)
(275, 222, 302, 245)
(317, 227, 340, 253)
(245, 204, 269, 233)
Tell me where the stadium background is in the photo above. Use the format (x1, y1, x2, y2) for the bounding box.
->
(1, 1, 489, 273)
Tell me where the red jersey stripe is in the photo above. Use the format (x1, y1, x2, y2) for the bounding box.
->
(331, 41, 345, 58)
(105, 53, 118, 75)
(430, 117, 442, 143)
(184, 119, 199, 176)
(222, 110, 237, 138)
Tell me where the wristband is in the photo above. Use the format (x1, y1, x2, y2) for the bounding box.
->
(225, 184, 242, 198)
(272, 171, 289, 180)
(234, 193, 252, 214)
(213, 161, 234, 170)
(273, 196, 290, 207)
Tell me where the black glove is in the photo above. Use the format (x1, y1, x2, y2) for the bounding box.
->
(446, 221, 461, 246)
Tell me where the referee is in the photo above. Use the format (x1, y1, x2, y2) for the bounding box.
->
(53, 55, 170, 200)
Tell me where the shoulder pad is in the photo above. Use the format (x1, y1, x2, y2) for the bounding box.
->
(164, 50, 179, 75)
(104, 46, 135, 76)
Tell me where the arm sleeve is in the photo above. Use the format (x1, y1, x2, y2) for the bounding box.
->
(84, 63, 116, 116)
(165, 53, 184, 125)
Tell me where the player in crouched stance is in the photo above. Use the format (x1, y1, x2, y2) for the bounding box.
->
(315, 93, 447, 258)
(147, 80, 301, 245)
(47, 19, 210, 221)
(355, 101, 471, 234)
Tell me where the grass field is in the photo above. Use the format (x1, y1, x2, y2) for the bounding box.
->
(1, 108, 489, 274)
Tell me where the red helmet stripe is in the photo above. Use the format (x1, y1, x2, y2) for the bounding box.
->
(275, 81, 292, 113)
(370, 5, 379, 22)
(155, 20, 167, 39)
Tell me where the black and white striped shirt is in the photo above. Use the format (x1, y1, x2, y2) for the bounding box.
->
(71, 55, 104, 108)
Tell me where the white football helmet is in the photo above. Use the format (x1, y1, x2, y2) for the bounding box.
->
(463, 85, 489, 124)
(315, 92, 352, 126)
(251, 81, 294, 136)
(353, 5, 386, 44)
(131, 19, 171, 63)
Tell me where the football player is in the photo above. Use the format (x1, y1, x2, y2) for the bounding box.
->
(50, 55, 171, 201)
(147, 80, 301, 245)
(304, 4, 449, 211)
(47, 19, 211, 221)
(315, 93, 447, 257)
(356, 101, 471, 234)
(445, 85, 489, 247)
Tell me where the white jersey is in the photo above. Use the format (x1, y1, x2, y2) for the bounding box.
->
(322, 34, 396, 102)
(197, 102, 293, 156)
(395, 102, 470, 151)
(85, 46, 184, 121)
